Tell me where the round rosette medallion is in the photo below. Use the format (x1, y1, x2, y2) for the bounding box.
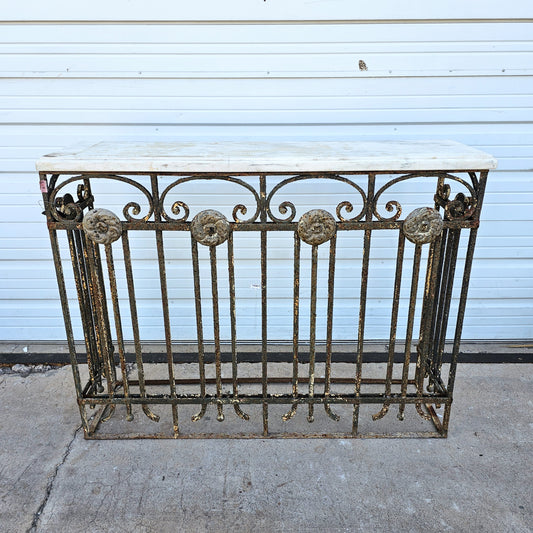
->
(190, 209, 230, 246)
(403, 207, 444, 245)
(297, 209, 337, 246)
(82, 208, 122, 245)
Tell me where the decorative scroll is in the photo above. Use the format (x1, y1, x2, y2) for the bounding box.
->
(403, 207, 443, 245)
(373, 172, 478, 222)
(52, 182, 93, 222)
(297, 209, 336, 245)
(82, 209, 122, 244)
(191, 210, 230, 246)
(160, 176, 261, 223)
(48, 174, 154, 222)
(266, 174, 367, 223)
(434, 182, 477, 220)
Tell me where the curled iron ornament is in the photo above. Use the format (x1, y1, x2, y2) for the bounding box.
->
(82, 208, 122, 244)
(51, 182, 94, 222)
(336, 200, 365, 222)
(160, 176, 260, 223)
(434, 183, 477, 220)
(381, 200, 402, 222)
(232, 203, 249, 222)
(54, 193, 83, 221)
(190, 210, 230, 246)
(76, 182, 92, 205)
(271, 200, 296, 223)
(373, 172, 477, 222)
(169, 200, 190, 222)
(266, 174, 366, 223)
(297, 209, 336, 245)
(48, 174, 154, 222)
(403, 207, 443, 245)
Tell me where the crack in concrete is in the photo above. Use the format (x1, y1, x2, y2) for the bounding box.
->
(27, 424, 82, 533)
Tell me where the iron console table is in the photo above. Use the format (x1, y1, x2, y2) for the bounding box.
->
(37, 140, 497, 439)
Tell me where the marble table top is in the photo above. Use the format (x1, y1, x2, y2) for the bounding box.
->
(36, 140, 497, 173)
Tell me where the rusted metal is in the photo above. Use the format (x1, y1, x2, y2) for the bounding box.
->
(228, 232, 250, 421)
(40, 167, 490, 439)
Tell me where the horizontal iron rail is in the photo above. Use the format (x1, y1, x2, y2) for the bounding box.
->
(41, 169, 490, 176)
(127, 377, 419, 386)
(81, 376, 426, 397)
(46, 220, 480, 231)
(84, 432, 446, 440)
(81, 394, 450, 405)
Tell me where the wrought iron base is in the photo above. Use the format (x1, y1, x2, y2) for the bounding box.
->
(81, 372, 449, 439)
(39, 167, 489, 439)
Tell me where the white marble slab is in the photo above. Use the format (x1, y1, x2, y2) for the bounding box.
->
(36, 140, 497, 173)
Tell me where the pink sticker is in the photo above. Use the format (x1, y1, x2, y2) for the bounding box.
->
(40, 180, 47, 193)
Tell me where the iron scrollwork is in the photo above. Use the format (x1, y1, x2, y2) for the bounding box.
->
(266, 174, 367, 223)
(373, 172, 479, 222)
(52, 182, 94, 222)
(160, 176, 261, 223)
(48, 174, 154, 222)
(434, 182, 477, 220)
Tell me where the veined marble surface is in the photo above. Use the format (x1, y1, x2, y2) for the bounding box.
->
(36, 140, 497, 173)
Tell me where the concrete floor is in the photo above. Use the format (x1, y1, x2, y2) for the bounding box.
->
(0, 364, 531, 533)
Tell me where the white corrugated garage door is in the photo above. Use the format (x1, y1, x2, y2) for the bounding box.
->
(1, 1, 532, 341)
